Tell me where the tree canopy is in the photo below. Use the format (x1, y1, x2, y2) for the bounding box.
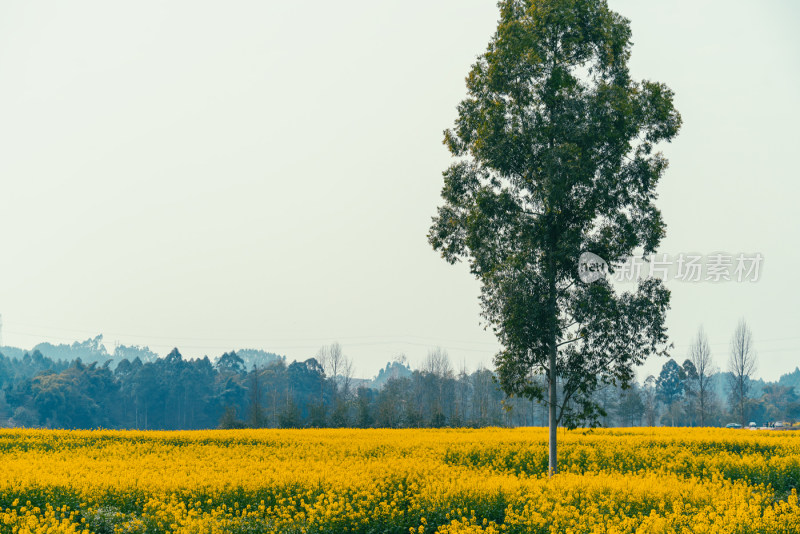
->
(429, 0, 681, 474)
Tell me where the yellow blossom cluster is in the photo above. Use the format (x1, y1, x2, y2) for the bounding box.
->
(0, 427, 798, 533)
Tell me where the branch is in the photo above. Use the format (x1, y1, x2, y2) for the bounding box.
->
(556, 336, 582, 348)
(555, 377, 580, 427)
(521, 209, 544, 217)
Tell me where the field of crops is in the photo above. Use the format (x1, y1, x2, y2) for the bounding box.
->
(1, 428, 798, 533)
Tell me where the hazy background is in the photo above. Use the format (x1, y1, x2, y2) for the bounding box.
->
(0, 1, 798, 381)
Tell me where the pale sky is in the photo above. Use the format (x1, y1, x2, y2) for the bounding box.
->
(0, 1, 798, 381)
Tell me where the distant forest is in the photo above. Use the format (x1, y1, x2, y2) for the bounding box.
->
(0, 336, 798, 429)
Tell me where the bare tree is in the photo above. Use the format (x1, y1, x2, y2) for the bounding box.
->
(471, 366, 494, 423)
(422, 347, 454, 423)
(338, 356, 354, 398)
(728, 319, 757, 426)
(689, 327, 716, 426)
(248, 364, 267, 428)
(422, 347, 453, 379)
(452, 359, 470, 425)
(642, 375, 659, 427)
(317, 342, 353, 400)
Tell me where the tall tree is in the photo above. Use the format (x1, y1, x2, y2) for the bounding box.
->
(688, 327, 715, 426)
(681, 359, 699, 426)
(248, 364, 267, 428)
(728, 319, 757, 427)
(316, 343, 353, 404)
(615, 384, 644, 427)
(641, 375, 658, 427)
(428, 0, 680, 474)
(656, 359, 685, 426)
(422, 347, 454, 424)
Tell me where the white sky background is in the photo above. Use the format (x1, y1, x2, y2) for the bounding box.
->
(0, 1, 797, 382)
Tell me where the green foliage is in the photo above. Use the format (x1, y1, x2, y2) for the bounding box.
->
(656, 359, 685, 406)
(278, 400, 302, 429)
(219, 407, 246, 429)
(2, 346, 797, 431)
(429, 0, 680, 432)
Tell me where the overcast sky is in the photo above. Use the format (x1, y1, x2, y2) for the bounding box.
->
(0, 1, 798, 381)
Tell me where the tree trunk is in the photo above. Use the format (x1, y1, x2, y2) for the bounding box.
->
(548, 346, 557, 476)
(700, 392, 705, 427)
(740, 383, 746, 427)
(547, 253, 558, 476)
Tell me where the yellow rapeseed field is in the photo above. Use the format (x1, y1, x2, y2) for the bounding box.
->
(0, 427, 798, 533)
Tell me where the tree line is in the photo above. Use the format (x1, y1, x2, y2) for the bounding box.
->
(0, 331, 797, 430)
(645, 319, 800, 427)
(0, 344, 507, 429)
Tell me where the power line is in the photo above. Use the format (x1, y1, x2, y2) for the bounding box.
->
(7, 319, 800, 349)
(1, 321, 797, 359)
(0, 327, 501, 354)
(1, 322, 501, 348)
